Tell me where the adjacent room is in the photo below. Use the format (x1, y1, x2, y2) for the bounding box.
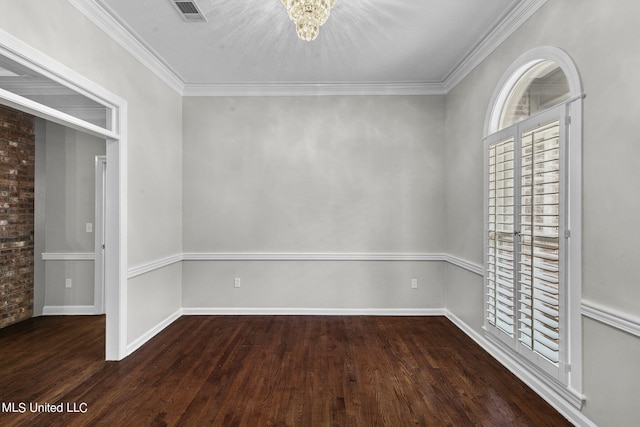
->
(1, 1, 639, 426)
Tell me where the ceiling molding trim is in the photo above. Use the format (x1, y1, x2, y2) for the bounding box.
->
(443, 0, 549, 93)
(67, 0, 185, 95)
(66, 0, 547, 97)
(183, 81, 448, 97)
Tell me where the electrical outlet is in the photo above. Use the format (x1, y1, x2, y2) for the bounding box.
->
(411, 278, 418, 289)
(234, 278, 241, 288)
(65, 278, 72, 289)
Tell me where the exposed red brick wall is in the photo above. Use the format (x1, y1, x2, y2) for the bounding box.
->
(0, 105, 35, 329)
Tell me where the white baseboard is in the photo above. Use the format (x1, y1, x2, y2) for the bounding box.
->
(125, 309, 183, 356)
(181, 307, 447, 316)
(42, 305, 99, 315)
(182, 252, 445, 262)
(444, 310, 597, 427)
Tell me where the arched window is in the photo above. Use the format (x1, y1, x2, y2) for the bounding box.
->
(484, 47, 583, 407)
(497, 60, 570, 130)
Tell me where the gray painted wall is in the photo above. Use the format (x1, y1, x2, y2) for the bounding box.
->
(43, 123, 102, 254)
(183, 261, 444, 310)
(444, 1, 640, 425)
(182, 96, 446, 309)
(41, 122, 104, 308)
(183, 96, 445, 253)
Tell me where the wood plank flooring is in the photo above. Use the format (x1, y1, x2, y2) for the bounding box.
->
(0, 315, 572, 426)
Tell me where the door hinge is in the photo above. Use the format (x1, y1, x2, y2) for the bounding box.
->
(565, 116, 572, 125)
(564, 230, 571, 238)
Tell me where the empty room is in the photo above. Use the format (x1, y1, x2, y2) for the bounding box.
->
(1, 0, 639, 426)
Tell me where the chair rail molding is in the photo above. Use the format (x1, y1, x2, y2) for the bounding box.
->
(126, 252, 484, 279)
(581, 300, 640, 339)
(127, 253, 183, 279)
(42, 252, 95, 261)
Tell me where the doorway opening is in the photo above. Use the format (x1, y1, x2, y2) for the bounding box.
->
(1, 32, 127, 360)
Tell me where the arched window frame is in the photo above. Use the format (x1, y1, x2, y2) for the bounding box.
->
(483, 46, 584, 407)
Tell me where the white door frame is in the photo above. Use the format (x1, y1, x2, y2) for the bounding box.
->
(94, 155, 107, 315)
(0, 30, 128, 360)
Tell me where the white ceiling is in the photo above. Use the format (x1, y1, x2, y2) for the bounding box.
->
(77, 0, 545, 95)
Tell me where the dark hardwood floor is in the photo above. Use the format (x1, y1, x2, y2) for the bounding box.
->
(0, 315, 572, 426)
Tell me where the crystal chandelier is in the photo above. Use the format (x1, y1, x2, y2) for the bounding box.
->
(281, 0, 337, 41)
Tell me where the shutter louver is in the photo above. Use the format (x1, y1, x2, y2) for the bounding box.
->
(518, 120, 561, 365)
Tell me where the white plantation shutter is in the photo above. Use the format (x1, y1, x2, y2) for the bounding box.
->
(486, 136, 516, 337)
(518, 118, 562, 371)
(485, 106, 566, 381)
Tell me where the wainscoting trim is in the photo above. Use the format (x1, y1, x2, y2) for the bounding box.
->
(127, 254, 183, 279)
(581, 300, 640, 339)
(126, 252, 484, 279)
(442, 254, 484, 276)
(42, 252, 95, 261)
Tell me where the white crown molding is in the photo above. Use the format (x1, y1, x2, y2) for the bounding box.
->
(67, 0, 185, 94)
(182, 81, 447, 97)
(582, 300, 640, 339)
(41, 252, 95, 261)
(66, 0, 546, 97)
(443, 0, 549, 92)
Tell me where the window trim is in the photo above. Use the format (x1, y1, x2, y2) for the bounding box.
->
(484, 46, 583, 136)
(485, 106, 568, 380)
(483, 46, 583, 407)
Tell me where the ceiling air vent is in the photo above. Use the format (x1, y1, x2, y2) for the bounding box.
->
(170, 0, 207, 22)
